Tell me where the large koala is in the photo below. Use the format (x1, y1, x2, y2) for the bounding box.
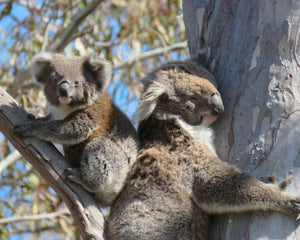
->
(15, 52, 139, 207)
(108, 61, 300, 240)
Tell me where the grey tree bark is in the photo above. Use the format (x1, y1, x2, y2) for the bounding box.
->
(183, 0, 300, 239)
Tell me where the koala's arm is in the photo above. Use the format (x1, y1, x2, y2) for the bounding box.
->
(14, 111, 98, 145)
(27, 113, 52, 121)
(193, 160, 300, 217)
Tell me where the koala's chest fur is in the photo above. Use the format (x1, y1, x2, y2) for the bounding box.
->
(135, 118, 219, 194)
(49, 104, 78, 120)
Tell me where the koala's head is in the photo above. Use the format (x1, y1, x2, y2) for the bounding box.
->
(31, 52, 112, 108)
(138, 61, 224, 126)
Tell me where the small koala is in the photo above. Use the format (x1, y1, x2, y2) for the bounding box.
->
(108, 60, 300, 240)
(15, 52, 139, 207)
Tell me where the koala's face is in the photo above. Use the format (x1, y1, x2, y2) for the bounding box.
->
(139, 63, 224, 126)
(31, 53, 112, 109)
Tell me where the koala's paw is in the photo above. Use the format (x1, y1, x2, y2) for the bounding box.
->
(27, 113, 37, 121)
(268, 173, 293, 191)
(14, 122, 36, 137)
(64, 167, 82, 184)
(283, 197, 300, 218)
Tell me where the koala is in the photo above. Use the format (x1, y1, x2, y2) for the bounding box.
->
(15, 52, 139, 207)
(108, 60, 300, 240)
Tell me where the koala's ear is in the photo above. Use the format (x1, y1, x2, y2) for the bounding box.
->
(84, 55, 112, 90)
(31, 52, 54, 83)
(138, 80, 166, 122)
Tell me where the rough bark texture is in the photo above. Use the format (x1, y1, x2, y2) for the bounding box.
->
(0, 87, 106, 240)
(183, 0, 300, 239)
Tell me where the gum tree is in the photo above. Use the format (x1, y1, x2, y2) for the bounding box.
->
(183, 0, 300, 239)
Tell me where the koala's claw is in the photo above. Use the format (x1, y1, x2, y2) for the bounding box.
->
(64, 167, 82, 184)
(64, 167, 73, 174)
(14, 123, 35, 137)
(285, 198, 300, 217)
(291, 199, 300, 208)
(27, 113, 36, 120)
(268, 173, 277, 184)
(268, 173, 293, 191)
(279, 177, 293, 190)
(63, 167, 74, 179)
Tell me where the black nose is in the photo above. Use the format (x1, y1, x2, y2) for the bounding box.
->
(58, 81, 69, 97)
(211, 93, 224, 115)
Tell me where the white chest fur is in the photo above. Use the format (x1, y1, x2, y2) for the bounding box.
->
(155, 113, 216, 154)
(176, 118, 216, 154)
(49, 104, 78, 120)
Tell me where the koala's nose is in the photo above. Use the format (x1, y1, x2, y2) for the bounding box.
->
(58, 81, 70, 97)
(211, 93, 224, 115)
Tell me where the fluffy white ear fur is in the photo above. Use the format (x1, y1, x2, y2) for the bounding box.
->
(86, 55, 112, 90)
(138, 81, 166, 122)
(31, 52, 53, 78)
(32, 52, 53, 63)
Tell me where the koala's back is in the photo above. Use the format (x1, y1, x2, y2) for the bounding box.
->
(109, 181, 208, 240)
(108, 118, 211, 240)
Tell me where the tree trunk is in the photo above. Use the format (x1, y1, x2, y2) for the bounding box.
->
(183, 0, 300, 239)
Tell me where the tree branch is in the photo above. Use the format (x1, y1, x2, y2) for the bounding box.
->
(0, 87, 107, 240)
(10, 224, 61, 235)
(51, 0, 104, 52)
(113, 41, 188, 70)
(0, 208, 69, 224)
(6, 68, 32, 97)
(0, 149, 21, 174)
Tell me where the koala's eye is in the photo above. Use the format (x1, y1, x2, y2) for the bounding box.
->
(49, 73, 58, 83)
(191, 95, 200, 101)
(74, 81, 80, 87)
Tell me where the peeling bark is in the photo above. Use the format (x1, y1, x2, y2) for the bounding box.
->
(0, 87, 106, 240)
(183, 0, 300, 239)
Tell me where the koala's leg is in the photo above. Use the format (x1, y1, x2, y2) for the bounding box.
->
(76, 138, 130, 206)
(194, 165, 300, 217)
(14, 111, 97, 145)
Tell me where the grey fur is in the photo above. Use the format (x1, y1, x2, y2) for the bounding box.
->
(108, 61, 300, 240)
(15, 52, 139, 207)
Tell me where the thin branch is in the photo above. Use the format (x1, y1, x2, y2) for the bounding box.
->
(113, 41, 188, 70)
(95, 40, 121, 48)
(0, 149, 21, 174)
(7, 68, 32, 97)
(0, 87, 107, 240)
(0, 208, 70, 224)
(10, 223, 61, 235)
(41, 20, 52, 52)
(51, 0, 104, 52)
